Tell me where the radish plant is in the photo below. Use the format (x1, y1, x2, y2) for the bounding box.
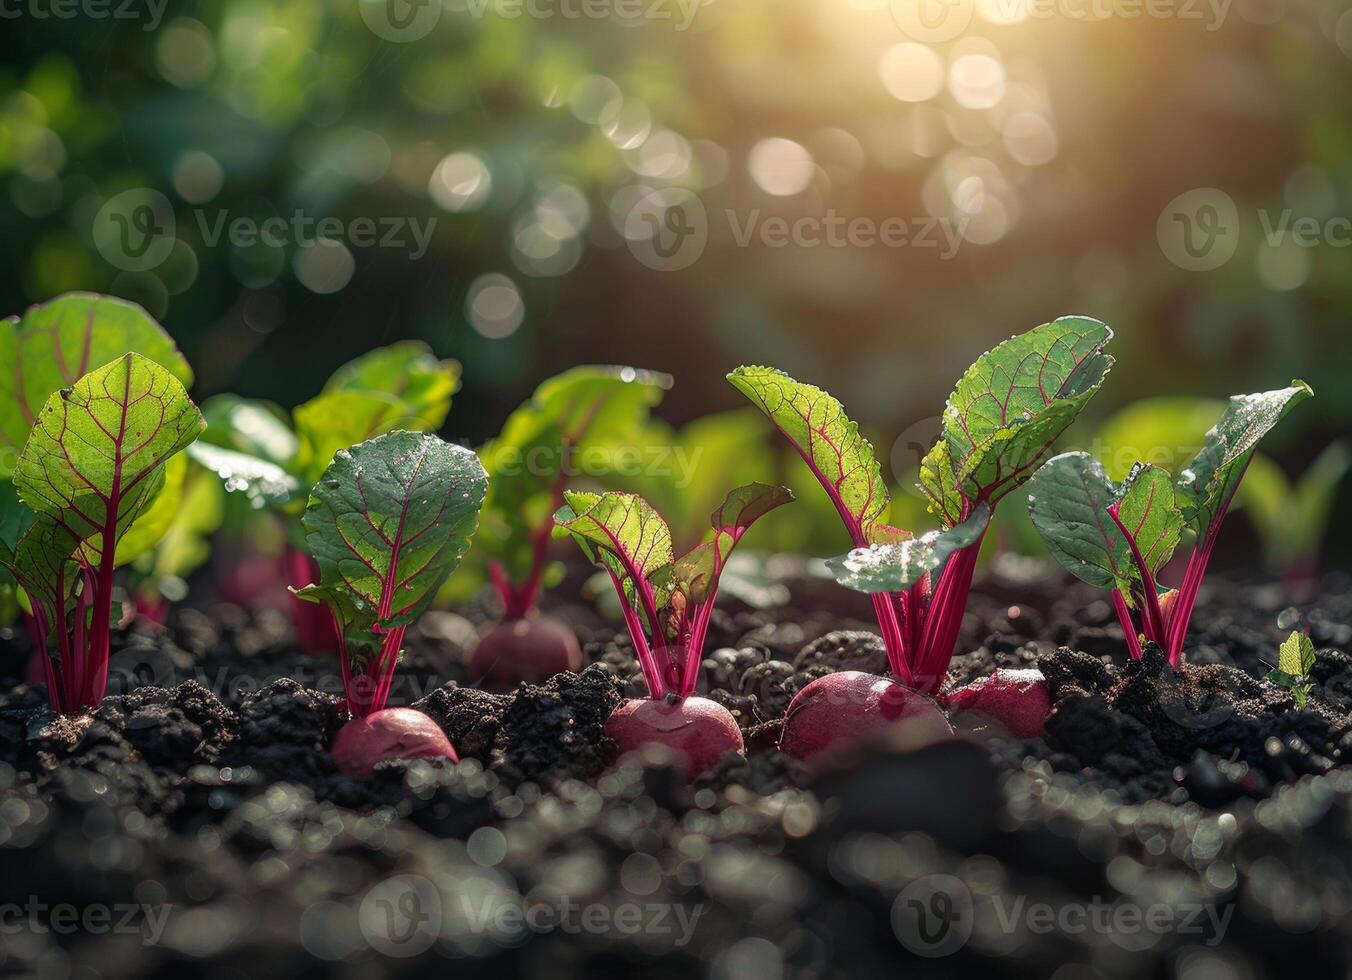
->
(0, 293, 195, 633)
(730, 316, 1114, 758)
(192, 341, 458, 651)
(472, 366, 670, 688)
(1027, 381, 1312, 666)
(292, 430, 486, 776)
(553, 483, 792, 775)
(0, 353, 204, 712)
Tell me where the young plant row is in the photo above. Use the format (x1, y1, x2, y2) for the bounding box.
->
(0, 294, 1314, 780)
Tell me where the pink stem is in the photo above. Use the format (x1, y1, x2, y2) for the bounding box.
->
(913, 539, 983, 694)
(1107, 506, 1168, 647)
(871, 593, 911, 685)
(606, 567, 666, 698)
(1111, 589, 1143, 659)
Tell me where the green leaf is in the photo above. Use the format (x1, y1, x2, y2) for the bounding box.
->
(825, 503, 989, 593)
(7, 517, 80, 625)
(656, 483, 795, 605)
(114, 452, 188, 566)
(1026, 451, 1132, 592)
(291, 342, 461, 486)
(0, 293, 192, 478)
(1177, 381, 1313, 535)
(138, 462, 225, 581)
(478, 365, 671, 581)
(0, 478, 37, 563)
(553, 490, 673, 592)
(1278, 631, 1317, 679)
(1113, 463, 1183, 577)
(296, 431, 487, 634)
(927, 316, 1114, 514)
(12, 354, 204, 569)
(1243, 442, 1351, 571)
(918, 437, 964, 529)
(728, 365, 888, 542)
(711, 482, 795, 535)
(321, 340, 459, 429)
(1093, 396, 1226, 481)
(1266, 669, 1297, 692)
(186, 441, 300, 508)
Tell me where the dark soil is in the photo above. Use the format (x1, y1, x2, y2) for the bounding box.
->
(1, 563, 1351, 977)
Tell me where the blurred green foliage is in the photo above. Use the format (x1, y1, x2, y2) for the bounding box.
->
(3, 0, 1351, 568)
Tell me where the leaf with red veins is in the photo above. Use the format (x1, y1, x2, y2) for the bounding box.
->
(294, 431, 487, 649)
(12, 353, 204, 569)
(727, 366, 887, 545)
(657, 483, 795, 605)
(0, 293, 192, 478)
(925, 316, 1114, 518)
(553, 490, 674, 601)
(1113, 463, 1183, 580)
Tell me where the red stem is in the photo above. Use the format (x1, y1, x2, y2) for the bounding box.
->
(912, 538, 984, 694)
(606, 566, 666, 698)
(872, 593, 911, 685)
(1111, 589, 1143, 659)
(1107, 505, 1168, 648)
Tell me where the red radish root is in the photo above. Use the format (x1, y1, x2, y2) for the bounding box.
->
(471, 615, 582, 691)
(331, 708, 458, 778)
(946, 668, 1050, 739)
(605, 696, 744, 777)
(779, 670, 953, 762)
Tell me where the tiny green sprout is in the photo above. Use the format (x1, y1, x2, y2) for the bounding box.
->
(1267, 631, 1317, 710)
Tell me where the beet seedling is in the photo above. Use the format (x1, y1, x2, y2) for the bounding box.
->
(1027, 382, 1312, 665)
(553, 483, 792, 775)
(472, 366, 670, 689)
(192, 342, 459, 652)
(1268, 630, 1317, 709)
(0, 294, 196, 633)
(0, 354, 204, 713)
(730, 316, 1114, 758)
(292, 430, 486, 776)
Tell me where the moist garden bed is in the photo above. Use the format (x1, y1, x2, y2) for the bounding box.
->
(1, 564, 1350, 977)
